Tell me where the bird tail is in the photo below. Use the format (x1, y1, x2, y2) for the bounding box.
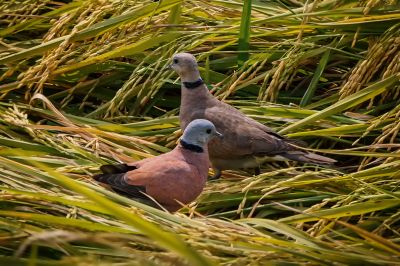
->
(93, 163, 136, 187)
(93, 166, 150, 200)
(93, 172, 128, 186)
(282, 151, 336, 165)
(98, 163, 137, 174)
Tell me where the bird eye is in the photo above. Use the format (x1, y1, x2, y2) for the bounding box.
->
(206, 129, 211, 134)
(173, 58, 179, 64)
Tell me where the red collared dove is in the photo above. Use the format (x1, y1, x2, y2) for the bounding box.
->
(170, 52, 336, 179)
(94, 119, 222, 212)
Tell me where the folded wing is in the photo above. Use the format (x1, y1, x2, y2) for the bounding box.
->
(93, 163, 150, 201)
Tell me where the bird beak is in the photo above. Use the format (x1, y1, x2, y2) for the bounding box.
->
(167, 64, 173, 70)
(214, 131, 223, 139)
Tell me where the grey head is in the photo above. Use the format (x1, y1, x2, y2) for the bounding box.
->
(181, 119, 222, 148)
(170, 53, 200, 80)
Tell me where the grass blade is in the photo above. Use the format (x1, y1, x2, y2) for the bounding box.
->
(237, 0, 252, 66)
(300, 48, 331, 107)
(280, 74, 400, 134)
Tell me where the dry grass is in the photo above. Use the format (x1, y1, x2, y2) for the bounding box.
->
(0, 0, 399, 265)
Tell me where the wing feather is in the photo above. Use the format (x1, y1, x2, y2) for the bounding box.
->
(195, 106, 293, 157)
(93, 169, 149, 201)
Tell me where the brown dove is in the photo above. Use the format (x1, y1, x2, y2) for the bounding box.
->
(93, 119, 222, 212)
(170, 52, 336, 179)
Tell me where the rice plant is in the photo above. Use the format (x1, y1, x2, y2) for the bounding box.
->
(0, 0, 399, 265)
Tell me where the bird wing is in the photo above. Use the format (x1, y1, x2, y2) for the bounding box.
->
(93, 165, 148, 200)
(215, 99, 285, 137)
(197, 105, 294, 157)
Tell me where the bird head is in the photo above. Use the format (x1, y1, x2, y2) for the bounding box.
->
(169, 53, 199, 79)
(181, 119, 222, 147)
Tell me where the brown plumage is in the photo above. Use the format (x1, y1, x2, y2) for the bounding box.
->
(170, 52, 336, 178)
(94, 119, 222, 212)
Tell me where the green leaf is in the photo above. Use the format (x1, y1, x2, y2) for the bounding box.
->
(0, 210, 134, 233)
(29, 160, 214, 266)
(280, 74, 400, 134)
(237, 0, 252, 66)
(0, 0, 182, 64)
(300, 48, 331, 107)
(0, 1, 82, 37)
(239, 218, 323, 248)
(54, 32, 181, 75)
(279, 199, 400, 224)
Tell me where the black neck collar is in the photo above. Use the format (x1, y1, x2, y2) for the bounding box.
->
(182, 78, 204, 89)
(180, 139, 203, 153)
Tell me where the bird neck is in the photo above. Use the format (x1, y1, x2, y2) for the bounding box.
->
(180, 82, 213, 128)
(180, 70, 212, 97)
(182, 78, 204, 89)
(181, 72, 205, 90)
(180, 139, 204, 153)
(180, 69, 201, 83)
(179, 72, 214, 129)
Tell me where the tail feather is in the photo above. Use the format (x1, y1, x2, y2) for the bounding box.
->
(93, 172, 126, 186)
(100, 163, 137, 174)
(93, 172, 149, 200)
(282, 151, 336, 165)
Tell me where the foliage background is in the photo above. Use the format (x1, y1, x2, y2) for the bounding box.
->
(0, 0, 399, 265)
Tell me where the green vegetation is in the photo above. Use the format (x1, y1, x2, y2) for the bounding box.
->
(0, 0, 399, 265)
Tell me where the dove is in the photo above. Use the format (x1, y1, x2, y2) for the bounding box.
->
(170, 52, 336, 179)
(93, 119, 222, 212)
